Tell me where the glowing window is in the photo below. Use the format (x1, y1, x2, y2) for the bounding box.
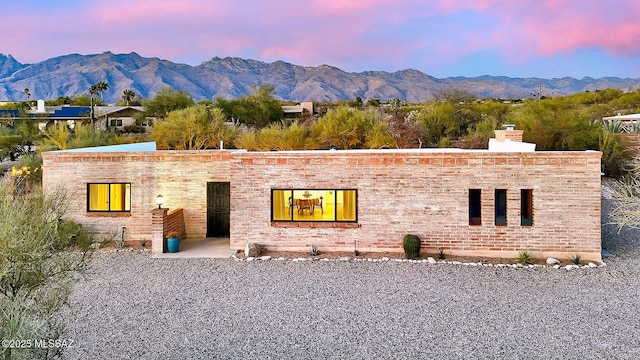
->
(87, 183, 131, 212)
(271, 189, 357, 222)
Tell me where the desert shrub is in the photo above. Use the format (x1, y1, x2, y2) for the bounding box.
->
(0, 179, 94, 359)
(600, 132, 629, 178)
(123, 125, 146, 134)
(403, 234, 421, 259)
(571, 254, 582, 265)
(515, 250, 533, 264)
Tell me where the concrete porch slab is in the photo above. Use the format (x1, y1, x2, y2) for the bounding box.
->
(152, 237, 235, 259)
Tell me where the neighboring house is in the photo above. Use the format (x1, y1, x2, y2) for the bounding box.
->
(602, 113, 640, 150)
(0, 100, 146, 132)
(282, 101, 314, 119)
(602, 113, 640, 125)
(95, 106, 147, 132)
(41, 128, 602, 261)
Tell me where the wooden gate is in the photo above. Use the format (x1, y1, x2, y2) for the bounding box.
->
(207, 182, 230, 237)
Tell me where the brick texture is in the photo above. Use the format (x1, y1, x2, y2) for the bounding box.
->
(42, 150, 232, 243)
(43, 148, 602, 261)
(230, 149, 602, 261)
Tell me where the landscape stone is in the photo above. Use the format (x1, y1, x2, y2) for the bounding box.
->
(546, 257, 561, 265)
(245, 242, 261, 257)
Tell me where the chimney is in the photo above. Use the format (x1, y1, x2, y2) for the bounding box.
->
(494, 124, 523, 142)
(37, 99, 45, 113)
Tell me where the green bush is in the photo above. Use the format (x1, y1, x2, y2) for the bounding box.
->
(403, 234, 421, 259)
(516, 250, 533, 265)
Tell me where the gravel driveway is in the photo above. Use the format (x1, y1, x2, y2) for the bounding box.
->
(62, 201, 640, 359)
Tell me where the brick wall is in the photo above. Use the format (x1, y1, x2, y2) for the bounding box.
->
(42, 150, 232, 242)
(43, 148, 602, 261)
(166, 209, 186, 238)
(230, 149, 602, 261)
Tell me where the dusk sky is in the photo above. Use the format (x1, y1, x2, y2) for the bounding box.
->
(2, 0, 640, 79)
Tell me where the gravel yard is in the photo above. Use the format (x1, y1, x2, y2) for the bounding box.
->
(62, 201, 640, 359)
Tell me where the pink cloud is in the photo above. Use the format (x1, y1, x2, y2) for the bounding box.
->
(486, 1, 640, 60)
(1, 0, 639, 77)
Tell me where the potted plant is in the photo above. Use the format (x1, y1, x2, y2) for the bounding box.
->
(166, 231, 180, 253)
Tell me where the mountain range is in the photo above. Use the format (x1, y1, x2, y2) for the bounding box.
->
(1, 51, 639, 104)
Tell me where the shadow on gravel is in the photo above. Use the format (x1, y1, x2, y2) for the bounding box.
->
(601, 199, 640, 265)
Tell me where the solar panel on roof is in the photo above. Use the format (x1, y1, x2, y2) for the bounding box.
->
(52, 107, 91, 117)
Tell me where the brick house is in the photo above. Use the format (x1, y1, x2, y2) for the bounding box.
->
(42, 129, 602, 261)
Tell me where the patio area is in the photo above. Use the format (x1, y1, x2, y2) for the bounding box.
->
(152, 237, 234, 259)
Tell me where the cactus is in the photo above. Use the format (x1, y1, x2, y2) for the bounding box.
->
(403, 234, 421, 259)
(310, 244, 320, 256)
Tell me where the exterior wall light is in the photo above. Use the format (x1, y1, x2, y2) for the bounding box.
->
(155, 195, 165, 209)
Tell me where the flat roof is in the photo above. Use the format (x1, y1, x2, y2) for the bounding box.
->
(56, 142, 157, 152)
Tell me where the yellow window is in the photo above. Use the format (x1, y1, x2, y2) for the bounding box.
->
(88, 183, 131, 212)
(337, 190, 357, 221)
(272, 190, 292, 221)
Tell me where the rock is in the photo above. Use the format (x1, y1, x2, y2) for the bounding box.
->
(546, 257, 560, 265)
(381, 257, 390, 261)
(245, 242, 261, 257)
(553, 265, 561, 269)
(588, 262, 598, 268)
(259, 256, 271, 261)
(339, 256, 351, 261)
(89, 243, 102, 250)
(427, 257, 437, 264)
(246, 257, 255, 262)
(565, 265, 573, 270)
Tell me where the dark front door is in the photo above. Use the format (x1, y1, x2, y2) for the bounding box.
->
(207, 182, 230, 237)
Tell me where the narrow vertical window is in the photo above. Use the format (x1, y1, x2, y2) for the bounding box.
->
(271, 190, 293, 221)
(337, 190, 357, 221)
(469, 189, 481, 225)
(521, 189, 533, 226)
(495, 189, 507, 226)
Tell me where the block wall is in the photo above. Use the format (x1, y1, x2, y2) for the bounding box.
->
(42, 150, 232, 242)
(230, 150, 602, 261)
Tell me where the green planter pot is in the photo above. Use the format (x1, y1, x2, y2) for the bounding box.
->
(167, 237, 180, 253)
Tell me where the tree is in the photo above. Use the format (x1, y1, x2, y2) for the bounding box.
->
(121, 89, 136, 106)
(235, 122, 314, 151)
(151, 105, 236, 150)
(40, 123, 112, 151)
(309, 106, 391, 149)
(0, 178, 94, 359)
(215, 84, 283, 128)
(143, 88, 195, 119)
(89, 80, 109, 125)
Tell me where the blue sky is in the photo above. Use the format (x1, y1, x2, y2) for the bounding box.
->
(2, 0, 639, 78)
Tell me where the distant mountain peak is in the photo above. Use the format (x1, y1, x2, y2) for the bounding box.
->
(0, 52, 639, 102)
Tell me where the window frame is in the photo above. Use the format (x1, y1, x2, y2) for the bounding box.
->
(86, 183, 131, 212)
(521, 189, 533, 226)
(495, 189, 507, 226)
(271, 188, 358, 223)
(469, 189, 482, 226)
